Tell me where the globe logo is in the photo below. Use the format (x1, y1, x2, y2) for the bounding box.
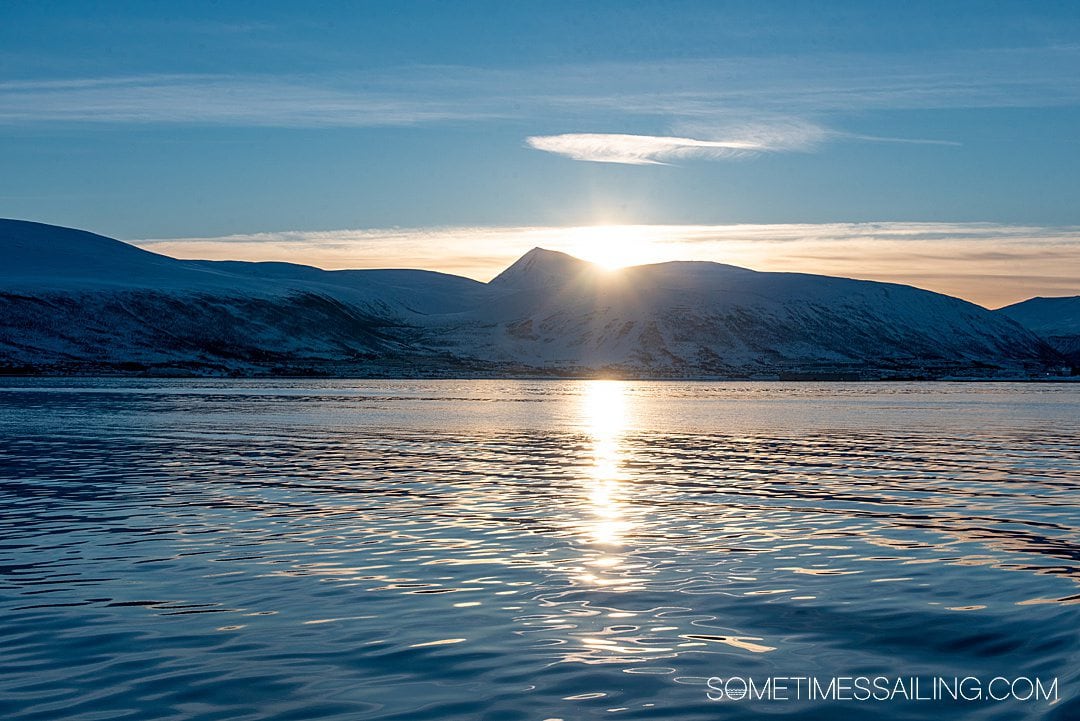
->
(724, 677, 748, 701)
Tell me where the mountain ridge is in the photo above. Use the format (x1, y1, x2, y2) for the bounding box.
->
(997, 295, 1080, 366)
(0, 219, 1068, 378)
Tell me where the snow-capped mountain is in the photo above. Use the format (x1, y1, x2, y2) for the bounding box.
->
(997, 296, 1080, 366)
(0, 219, 1061, 378)
(451, 247, 1057, 377)
(0, 220, 486, 374)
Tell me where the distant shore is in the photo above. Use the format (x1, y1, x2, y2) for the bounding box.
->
(2, 367, 1076, 383)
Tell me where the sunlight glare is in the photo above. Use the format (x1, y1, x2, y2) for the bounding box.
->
(559, 225, 659, 270)
(584, 379, 627, 445)
(580, 380, 632, 550)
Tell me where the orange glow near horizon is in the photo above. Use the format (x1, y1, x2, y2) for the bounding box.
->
(133, 222, 1080, 308)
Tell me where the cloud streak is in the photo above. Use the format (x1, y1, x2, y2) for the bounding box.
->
(527, 116, 849, 164)
(525, 133, 765, 164)
(0, 74, 507, 126)
(2, 45, 1079, 128)
(133, 222, 1080, 308)
(525, 120, 956, 164)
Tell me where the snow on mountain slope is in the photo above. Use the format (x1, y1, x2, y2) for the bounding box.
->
(488, 247, 596, 289)
(1, 219, 484, 312)
(452, 253, 1054, 375)
(997, 296, 1080, 335)
(997, 296, 1080, 364)
(2, 218, 210, 289)
(0, 219, 1062, 377)
(187, 261, 487, 315)
(0, 219, 484, 372)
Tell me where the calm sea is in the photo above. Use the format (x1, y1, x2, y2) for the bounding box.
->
(1, 379, 1077, 720)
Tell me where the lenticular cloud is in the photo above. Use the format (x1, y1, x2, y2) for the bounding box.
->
(525, 133, 765, 164)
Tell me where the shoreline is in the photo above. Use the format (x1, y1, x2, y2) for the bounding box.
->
(2, 372, 1076, 383)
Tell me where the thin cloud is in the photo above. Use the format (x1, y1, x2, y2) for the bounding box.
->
(0, 74, 507, 126)
(2, 44, 1079, 127)
(844, 132, 961, 147)
(525, 133, 765, 165)
(524, 122, 951, 165)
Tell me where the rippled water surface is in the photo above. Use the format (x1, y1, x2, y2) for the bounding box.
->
(1, 379, 1078, 720)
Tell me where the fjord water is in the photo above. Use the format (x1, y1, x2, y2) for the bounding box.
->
(1, 380, 1077, 721)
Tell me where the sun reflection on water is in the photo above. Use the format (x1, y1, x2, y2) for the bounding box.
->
(577, 380, 634, 583)
(3, 380, 1079, 708)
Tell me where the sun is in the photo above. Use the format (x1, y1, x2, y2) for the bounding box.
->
(558, 225, 658, 270)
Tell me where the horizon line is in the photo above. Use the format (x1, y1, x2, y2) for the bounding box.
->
(123, 220, 1080, 309)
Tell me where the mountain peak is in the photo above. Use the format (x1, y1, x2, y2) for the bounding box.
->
(488, 247, 594, 288)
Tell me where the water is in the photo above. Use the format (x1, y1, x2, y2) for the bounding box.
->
(0, 379, 1077, 721)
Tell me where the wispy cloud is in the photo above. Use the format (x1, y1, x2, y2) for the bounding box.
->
(527, 116, 845, 164)
(0, 74, 507, 126)
(525, 119, 957, 164)
(525, 133, 765, 164)
(2, 45, 1079, 128)
(133, 222, 1080, 308)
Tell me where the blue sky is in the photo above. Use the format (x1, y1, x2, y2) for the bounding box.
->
(2, 1, 1079, 305)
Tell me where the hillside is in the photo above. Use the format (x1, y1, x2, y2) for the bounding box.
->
(997, 296, 1080, 366)
(0, 219, 1062, 378)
